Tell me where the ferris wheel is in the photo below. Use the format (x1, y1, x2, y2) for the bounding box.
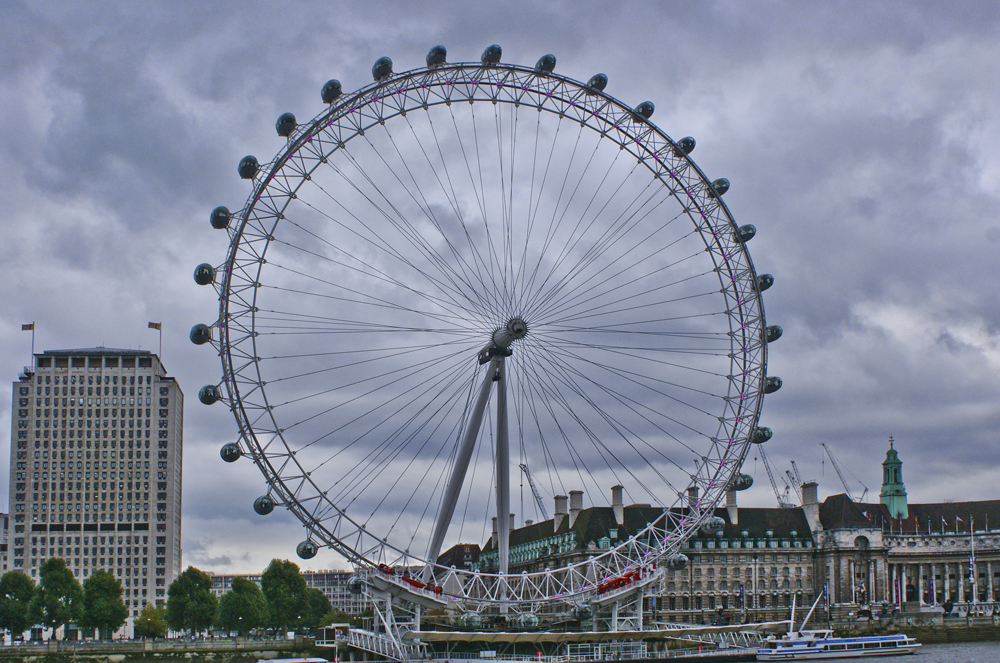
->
(191, 45, 781, 613)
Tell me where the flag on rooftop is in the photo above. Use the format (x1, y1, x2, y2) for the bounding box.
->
(148, 322, 162, 330)
(22, 323, 33, 331)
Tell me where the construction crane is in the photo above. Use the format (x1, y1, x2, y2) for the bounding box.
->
(519, 463, 549, 520)
(759, 446, 795, 508)
(785, 470, 803, 502)
(790, 460, 803, 486)
(821, 443, 869, 503)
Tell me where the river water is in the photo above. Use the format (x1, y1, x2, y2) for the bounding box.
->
(855, 641, 999, 661)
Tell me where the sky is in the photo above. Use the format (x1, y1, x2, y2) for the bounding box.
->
(2, 0, 1000, 576)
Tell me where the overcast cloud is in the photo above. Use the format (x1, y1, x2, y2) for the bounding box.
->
(2, 0, 1000, 575)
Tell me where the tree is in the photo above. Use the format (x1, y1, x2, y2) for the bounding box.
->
(0, 570, 36, 640)
(260, 559, 308, 631)
(28, 558, 83, 640)
(134, 603, 168, 639)
(217, 577, 267, 636)
(79, 570, 127, 639)
(301, 587, 333, 632)
(166, 567, 217, 636)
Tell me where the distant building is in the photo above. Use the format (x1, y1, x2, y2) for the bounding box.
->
(474, 442, 999, 624)
(436, 543, 480, 571)
(7, 348, 183, 619)
(209, 569, 367, 614)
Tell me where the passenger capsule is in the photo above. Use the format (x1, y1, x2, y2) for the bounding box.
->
(275, 112, 296, 137)
(347, 575, 365, 595)
(764, 376, 783, 394)
(193, 263, 216, 286)
(372, 56, 393, 81)
(587, 73, 608, 92)
(666, 553, 689, 570)
(765, 325, 783, 343)
(198, 384, 222, 405)
(732, 473, 754, 491)
(634, 101, 655, 120)
(573, 605, 593, 621)
(707, 178, 730, 198)
(516, 612, 540, 628)
(210, 206, 231, 230)
(757, 273, 774, 292)
(460, 612, 482, 629)
(535, 54, 556, 73)
(736, 224, 756, 243)
(297, 539, 319, 559)
(752, 427, 773, 444)
(189, 324, 212, 345)
(677, 136, 696, 154)
(238, 155, 259, 180)
(253, 495, 275, 515)
(220, 442, 242, 463)
(701, 516, 726, 535)
(481, 44, 502, 65)
(426, 45, 447, 67)
(321, 79, 343, 104)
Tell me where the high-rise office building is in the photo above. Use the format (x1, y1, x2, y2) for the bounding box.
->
(8, 348, 183, 618)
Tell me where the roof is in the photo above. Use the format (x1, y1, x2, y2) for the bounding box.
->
(819, 493, 876, 530)
(860, 499, 1000, 534)
(39, 348, 153, 356)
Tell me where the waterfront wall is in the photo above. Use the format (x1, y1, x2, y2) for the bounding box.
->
(0, 637, 337, 663)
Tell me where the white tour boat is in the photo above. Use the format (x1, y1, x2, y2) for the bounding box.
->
(756, 594, 920, 660)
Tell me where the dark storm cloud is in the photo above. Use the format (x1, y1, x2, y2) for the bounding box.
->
(3, 0, 1000, 572)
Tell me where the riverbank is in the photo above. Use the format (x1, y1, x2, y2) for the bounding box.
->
(0, 637, 332, 663)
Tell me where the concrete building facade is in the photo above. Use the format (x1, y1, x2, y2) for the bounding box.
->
(7, 348, 183, 618)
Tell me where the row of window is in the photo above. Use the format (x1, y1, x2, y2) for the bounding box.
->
(34, 374, 161, 386)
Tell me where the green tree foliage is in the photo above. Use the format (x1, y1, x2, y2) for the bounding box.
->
(79, 570, 127, 639)
(134, 603, 168, 639)
(261, 559, 308, 631)
(27, 558, 84, 640)
(301, 587, 333, 632)
(217, 576, 267, 636)
(0, 570, 36, 640)
(166, 567, 217, 636)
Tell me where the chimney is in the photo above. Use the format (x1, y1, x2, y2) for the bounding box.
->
(612, 485, 625, 526)
(510, 513, 516, 534)
(491, 516, 498, 548)
(801, 481, 821, 534)
(726, 486, 738, 525)
(569, 490, 584, 527)
(554, 495, 568, 530)
(525, 519, 533, 527)
(687, 486, 699, 509)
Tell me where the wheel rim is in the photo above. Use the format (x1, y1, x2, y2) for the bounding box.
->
(208, 60, 769, 609)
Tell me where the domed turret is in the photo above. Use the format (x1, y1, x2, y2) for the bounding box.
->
(426, 45, 447, 67)
(193, 263, 216, 285)
(238, 155, 259, 180)
(297, 539, 318, 559)
(220, 442, 242, 462)
(275, 112, 296, 137)
(321, 79, 343, 104)
(253, 495, 275, 515)
(198, 384, 221, 405)
(210, 206, 231, 230)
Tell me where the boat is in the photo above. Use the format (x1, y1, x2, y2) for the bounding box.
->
(755, 593, 920, 660)
(756, 629, 921, 659)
